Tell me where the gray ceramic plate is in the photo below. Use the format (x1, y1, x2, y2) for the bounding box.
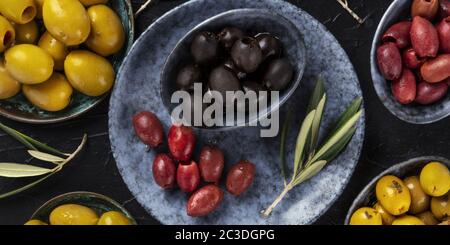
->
(0, 0, 134, 124)
(371, 0, 450, 124)
(344, 156, 450, 225)
(109, 0, 365, 225)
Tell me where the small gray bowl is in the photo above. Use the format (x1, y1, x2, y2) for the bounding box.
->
(345, 156, 450, 225)
(160, 8, 306, 130)
(371, 0, 450, 124)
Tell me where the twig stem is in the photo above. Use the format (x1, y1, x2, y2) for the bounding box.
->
(135, 0, 154, 17)
(336, 0, 364, 24)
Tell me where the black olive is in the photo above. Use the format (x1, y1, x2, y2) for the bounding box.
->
(191, 31, 219, 64)
(262, 58, 294, 91)
(242, 80, 265, 93)
(208, 65, 241, 100)
(218, 27, 245, 50)
(176, 64, 202, 91)
(222, 58, 246, 80)
(231, 37, 263, 73)
(255, 33, 281, 60)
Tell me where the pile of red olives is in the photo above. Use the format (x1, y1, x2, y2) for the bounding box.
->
(176, 27, 294, 101)
(132, 111, 256, 217)
(377, 0, 450, 105)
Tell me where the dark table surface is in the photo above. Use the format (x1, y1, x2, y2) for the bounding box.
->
(1, 0, 449, 225)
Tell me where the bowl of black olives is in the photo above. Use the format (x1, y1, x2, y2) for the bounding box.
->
(161, 8, 306, 129)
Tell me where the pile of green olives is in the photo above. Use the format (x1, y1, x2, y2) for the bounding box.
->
(0, 0, 124, 112)
(24, 203, 133, 225)
(350, 161, 450, 225)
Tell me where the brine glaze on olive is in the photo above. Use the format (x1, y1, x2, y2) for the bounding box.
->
(436, 17, 450, 53)
(382, 21, 411, 49)
(415, 81, 448, 105)
(377, 42, 402, 80)
(199, 145, 224, 184)
(256, 33, 282, 60)
(190, 31, 219, 64)
(218, 27, 244, 50)
(187, 185, 224, 217)
(152, 153, 176, 189)
(132, 111, 164, 148)
(440, 0, 450, 18)
(226, 160, 255, 196)
(404, 176, 430, 214)
(176, 64, 201, 91)
(177, 160, 200, 193)
(402, 48, 425, 69)
(410, 16, 439, 58)
(411, 0, 439, 20)
(231, 37, 263, 73)
(168, 124, 196, 161)
(208, 65, 241, 99)
(391, 69, 417, 105)
(262, 58, 294, 91)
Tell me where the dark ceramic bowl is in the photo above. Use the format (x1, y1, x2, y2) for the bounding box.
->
(371, 0, 450, 124)
(30, 192, 137, 225)
(0, 0, 134, 124)
(345, 156, 450, 224)
(160, 8, 306, 129)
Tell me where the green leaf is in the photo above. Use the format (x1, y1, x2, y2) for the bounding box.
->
(279, 111, 292, 186)
(0, 163, 54, 178)
(318, 126, 357, 162)
(292, 110, 316, 179)
(0, 172, 57, 199)
(330, 97, 362, 135)
(28, 150, 65, 164)
(306, 76, 326, 113)
(309, 94, 326, 155)
(0, 123, 37, 150)
(293, 160, 327, 186)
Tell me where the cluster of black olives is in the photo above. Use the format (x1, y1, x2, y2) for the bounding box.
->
(176, 27, 294, 100)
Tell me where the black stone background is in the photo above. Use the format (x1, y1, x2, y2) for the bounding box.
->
(1, 0, 449, 225)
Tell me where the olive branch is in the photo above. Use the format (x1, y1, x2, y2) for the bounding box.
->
(336, 0, 364, 24)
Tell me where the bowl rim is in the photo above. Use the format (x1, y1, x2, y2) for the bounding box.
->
(0, 0, 135, 125)
(159, 8, 306, 131)
(344, 155, 450, 225)
(30, 191, 137, 225)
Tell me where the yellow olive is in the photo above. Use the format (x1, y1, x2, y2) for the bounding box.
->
(23, 73, 73, 112)
(376, 175, 411, 215)
(417, 211, 439, 225)
(64, 50, 115, 96)
(79, 0, 109, 7)
(349, 207, 382, 225)
(14, 20, 39, 44)
(392, 215, 425, 225)
(0, 0, 36, 24)
(43, 0, 91, 46)
(97, 211, 132, 225)
(0, 15, 15, 52)
(373, 202, 395, 225)
(24, 219, 48, 225)
(86, 5, 125, 56)
(420, 162, 450, 197)
(0, 59, 20, 99)
(404, 176, 430, 214)
(34, 0, 44, 18)
(38, 32, 68, 71)
(431, 192, 450, 221)
(49, 204, 99, 225)
(5, 44, 54, 84)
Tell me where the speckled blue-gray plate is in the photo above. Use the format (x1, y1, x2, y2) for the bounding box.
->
(109, 0, 365, 225)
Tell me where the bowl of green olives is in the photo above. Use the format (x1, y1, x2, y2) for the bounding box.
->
(0, 0, 134, 124)
(345, 156, 450, 225)
(160, 8, 306, 129)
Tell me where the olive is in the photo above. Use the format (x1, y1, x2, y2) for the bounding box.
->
(50, 204, 99, 225)
(255, 33, 281, 60)
(0, 59, 20, 99)
(177, 160, 200, 193)
(13, 20, 39, 44)
(176, 64, 201, 91)
(97, 211, 132, 225)
(231, 37, 263, 73)
(392, 215, 425, 225)
(218, 27, 244, 50)
(226, 160, 255, 196)
(79, 0, 109, 7)
(24, 219, 48, 225)
(38, 32, 68, 71)
(199, 145, 225, 184)
(222, 58, 246, 79)
(373, 202, 395, 225)
(417, 211, 439, 225)
(431, 192, 450, 220)
(0, 0, 36, 24)
(349, 207, 382, 225)
(208, 65, 241, 100)
(420, 162, 450, 197)
(262, 58, 294, 91)
(133, 111, 164, 148)
(187, 185, 224, 217)
(168, 124, 196, 161)
(404, 176, 430, 214)
(0, 15, 15, 52)
(152, 153, 176, 189)
(242, 80, 264, 93)
(375, 175, 411, 215)
(190, 31, 219, 64)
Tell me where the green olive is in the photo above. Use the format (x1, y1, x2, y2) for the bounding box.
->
(38, 32, 68, 71)
(49, 204, 99, 225)
(373, 202, 395, 225)
(23, 73, 73, 112)
(43, 0, 91, 46)
(420, 162, 450, 197)
(64, 50, 115, 96)
(376, 175, 411, 215)
(392, 215, 424, 225)
(417, 211, 439, 225)
(13, 20, 39, 44)
(349, 207, 382, 225)
(86, 4, 125, 56)
(5, 44, 54, 84)
(24, 219, 48, 225)
(404, 176, 430, 214)
(431, 192, 450, 221)
(0, 59, 20, 99)
(97, 211, 132, 225)
(0, 15, 15, 52)
(79, 0, 109, 7)
(0, 0, 37, 24)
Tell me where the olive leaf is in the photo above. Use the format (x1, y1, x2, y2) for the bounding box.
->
(0, 163, 54, 178)
(292, 110, 315, 178)
(28, 150, 65, 164)
(279, 111, 292, 187)
(293, 160, 327, 186)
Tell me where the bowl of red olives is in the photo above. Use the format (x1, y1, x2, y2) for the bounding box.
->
(371, 0, 450, 124)
(161, 8, 306, 129)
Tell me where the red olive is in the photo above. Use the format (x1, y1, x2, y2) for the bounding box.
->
(226, 160, 256, 196)
(420, 54, 450, 83)
(176, 160, 200, 192)
(411, 16, 439, 58)
(186, 185, 224, 217)
(439, 0, 450, 18)
(168, 124, 196, 161)
(391, 69, 417, 104)
(415, 81, 449, 105)
(132, 111, 164, 148)
(411, 0, 439, 20)
(437, 17, 450, 53)
(152, 153, 176, 189)
(382, 21, 412, 48)
(403, 48, 426, 69)
(377, 42, 402, 80)
(199, 145, 225, 184)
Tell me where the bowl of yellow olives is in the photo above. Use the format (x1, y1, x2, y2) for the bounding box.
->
(346, 156, 450, 225)
(0, 0, 134, 124)
(25, 191, 137, 225)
